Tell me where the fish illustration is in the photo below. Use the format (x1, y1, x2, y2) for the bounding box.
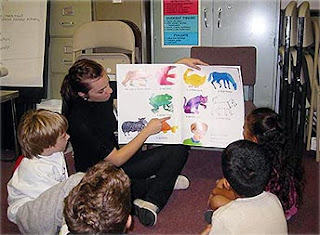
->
(161, 121, 178, 133)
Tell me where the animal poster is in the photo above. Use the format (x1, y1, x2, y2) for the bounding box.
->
(117, 64, 244, 148)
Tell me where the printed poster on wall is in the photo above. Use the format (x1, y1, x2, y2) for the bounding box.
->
(161, 0, 200, 48)
(117, 64, 245, 148)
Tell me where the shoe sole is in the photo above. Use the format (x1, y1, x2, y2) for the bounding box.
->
(174, 175, 190, 190)
(134, 204, 157, 226)
(204, 210, 214, 224)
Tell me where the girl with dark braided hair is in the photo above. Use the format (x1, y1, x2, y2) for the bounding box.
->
(243, 107, 304, 219)
(205, 108, 305, 222)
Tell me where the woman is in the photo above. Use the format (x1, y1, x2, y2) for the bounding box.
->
(60, 58, 208, 227)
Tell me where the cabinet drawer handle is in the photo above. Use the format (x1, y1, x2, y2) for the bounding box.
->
(203, 8, 208, 28)
(64, 46, 73, 54)
(217, 8, 222, 28)
(59, 21, 75, 27)
(61, 59, 73, 64)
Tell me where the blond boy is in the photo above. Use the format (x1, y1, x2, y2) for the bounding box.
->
(7, 109, 70, 223)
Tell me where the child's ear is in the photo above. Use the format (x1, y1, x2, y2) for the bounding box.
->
(126, 215, 132, 229)
(225, 179, 231, 190)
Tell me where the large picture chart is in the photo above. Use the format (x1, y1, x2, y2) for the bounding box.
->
(117, 64, 245, 148)
(0, 0, 47, 87)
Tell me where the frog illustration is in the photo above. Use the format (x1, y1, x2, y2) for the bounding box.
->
(149, 94, 173, 113)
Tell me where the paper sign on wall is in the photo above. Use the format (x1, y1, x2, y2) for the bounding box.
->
(162, 0, 200, 47)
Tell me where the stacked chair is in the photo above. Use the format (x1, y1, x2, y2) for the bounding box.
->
(306, 18, 320, 161)
(72, 20, 139, 118)
(72, 20, 136, 79)
(278, 1, 298, 135)
(279, 1, 318, 161)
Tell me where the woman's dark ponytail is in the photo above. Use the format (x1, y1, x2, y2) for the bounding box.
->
(60, 59, 104, 116)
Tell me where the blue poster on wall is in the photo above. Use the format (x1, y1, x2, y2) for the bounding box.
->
(162, 0, 200, 47)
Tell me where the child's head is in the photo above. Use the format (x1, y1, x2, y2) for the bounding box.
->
(18, 109, 69, 159)
(64, 160, 131, 234)
(243, 107, 285, 144)
(243, 108, 304, 212)
(222, 140, 271, 197)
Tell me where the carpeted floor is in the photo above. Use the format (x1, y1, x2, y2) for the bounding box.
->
(0, 148, 319, 234)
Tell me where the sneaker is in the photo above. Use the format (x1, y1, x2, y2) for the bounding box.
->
(133, 199, 159, 226)
(204, 209, 214, 224)
(174, 175, 190, 190)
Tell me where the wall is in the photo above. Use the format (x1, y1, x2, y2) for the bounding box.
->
(93, 1, 142, 29)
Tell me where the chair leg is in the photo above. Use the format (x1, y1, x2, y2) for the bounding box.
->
(307, 88, 315, 150)
(316, 88, 320, 162)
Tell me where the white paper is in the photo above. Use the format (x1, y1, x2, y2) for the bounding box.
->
(0, 0, 47, 87)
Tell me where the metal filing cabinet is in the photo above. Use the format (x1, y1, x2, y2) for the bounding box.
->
(48, 0, 91, 99)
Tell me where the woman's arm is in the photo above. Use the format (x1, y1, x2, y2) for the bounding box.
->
(105, 117, 170, 166)
(175, 57, 209, 70)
